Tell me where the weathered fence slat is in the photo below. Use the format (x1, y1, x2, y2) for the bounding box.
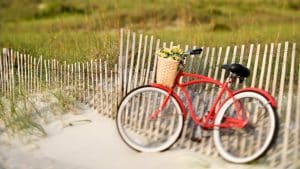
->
(187, 45, 195, 74)
(145, 36, 154, 85)
(258, 44, 268, 89)
(87, 62, 90, 101)
(10, 50, 15, 96)
(44, 60, 48, 90)
(150, 39, 160, 83)
(220, 46, 230, 82)
(77, 63, 81, 99)
(231, 45, 237, 63)
(91, 60, 95, 107)
(104, 61, 109, 116)
(295, 62, 300, 167)
(195, 46, 204, 74)
(133, 34, 143, 89)
(271, 43, 281, 97)
(127, 32, 136, 93)
(213, 47, 222, 80)
(278, 42, 289, 116)
(251, 44, 261, 87)
(118, 29, 124, 101)
(139, 35, 148, 86)
(38, 56, 42, 91)
(281, 43, 296, 168)
(123, 30, 130, 96)
(178, 45, 191, 148)
(201, 47, 210, 76)
(114, 64, 118, 118)
(0, 50, 3, 94)
(33, 58, 37, 92)
(99, 60, 104, 114)
(265, 43, 274, 92)
(234, 44, 245, 87)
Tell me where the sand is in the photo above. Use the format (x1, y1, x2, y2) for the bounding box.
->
(0, 104, 269, 169)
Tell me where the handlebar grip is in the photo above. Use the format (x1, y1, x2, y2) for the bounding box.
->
(188, 48, 203, 55)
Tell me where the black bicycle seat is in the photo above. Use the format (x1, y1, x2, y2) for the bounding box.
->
(221, 63, 250, 78)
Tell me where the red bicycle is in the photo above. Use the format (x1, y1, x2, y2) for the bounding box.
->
(116, 48, 279, 163)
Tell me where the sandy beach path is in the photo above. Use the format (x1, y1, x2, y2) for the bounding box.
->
(0, 107, 268, 169)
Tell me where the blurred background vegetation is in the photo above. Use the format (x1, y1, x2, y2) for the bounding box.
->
(0, 0, 299, 63)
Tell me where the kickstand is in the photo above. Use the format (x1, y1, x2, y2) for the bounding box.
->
(191, 125, 202, 142)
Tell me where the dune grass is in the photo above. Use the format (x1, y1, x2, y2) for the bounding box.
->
(0, 84, 79, 139)
(0, 0, 299, 63)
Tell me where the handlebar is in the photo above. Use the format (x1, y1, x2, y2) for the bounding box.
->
(179, 48, 203, 68)
(184, 48, 203, 55)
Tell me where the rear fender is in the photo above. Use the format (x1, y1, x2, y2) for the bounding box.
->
(234, 88, 277, 108)
(150, 83, 187, 119)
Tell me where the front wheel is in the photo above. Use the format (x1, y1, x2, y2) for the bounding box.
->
(214, 91, 279, 163)
(116, 86, 184, 152)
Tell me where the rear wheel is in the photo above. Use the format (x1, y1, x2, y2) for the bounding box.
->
(116, 86, 184, 152)
(214, 91, 278, 163)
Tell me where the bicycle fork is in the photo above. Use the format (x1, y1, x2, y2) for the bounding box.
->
(149, 90, 173, 120)
(219, 97, 250, 128)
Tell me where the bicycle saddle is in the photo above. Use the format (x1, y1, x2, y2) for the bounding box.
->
(221, 63, 250, 78)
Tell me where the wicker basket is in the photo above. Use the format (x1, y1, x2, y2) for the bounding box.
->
(156, 57, 179, 88)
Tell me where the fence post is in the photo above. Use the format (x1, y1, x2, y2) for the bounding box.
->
(150, 39, 160, 83)
(39, 56, 43, 91)
(278, 42, 289, 116)
(44, 60, 48, 90)
(258, 44, 268, 89)
(133, 34, 143, 89)
(139, 35, 148, 86)
(123, 30, 130, 96)
(265, 43, 274, 92)
(271, 43, 281, 97)
(30, 55, 33, 93)
(145, 35, 154, 85)
(295, 61, 300, 167)
(201, 47, 210, 76)
(127, 32, 136, 92)
(281, 43, 295, 168)
(104, 61, 108, 116)
(118, 28, 124, 103)
(0, 49, 3, 94)
(114, 64, 118, 118)
(99, 59, 104, 113)
(220, 46, 230, 82)
(251, 44, 260, 87)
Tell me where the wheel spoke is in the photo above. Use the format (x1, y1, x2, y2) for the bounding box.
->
(116, 86, 183, 152)
(214, 92, 278, 163)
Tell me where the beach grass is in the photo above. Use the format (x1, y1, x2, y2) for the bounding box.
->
(0, 0, 299, 63)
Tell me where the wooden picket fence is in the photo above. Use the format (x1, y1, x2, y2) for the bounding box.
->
(0, 29, 299, 168)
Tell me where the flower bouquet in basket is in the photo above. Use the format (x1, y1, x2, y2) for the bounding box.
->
(155, 46, 184, 88)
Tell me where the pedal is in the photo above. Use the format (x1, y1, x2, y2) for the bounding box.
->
(191, 125, 202, 142)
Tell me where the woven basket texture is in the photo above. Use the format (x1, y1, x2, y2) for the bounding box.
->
(156, 57, 179, 88)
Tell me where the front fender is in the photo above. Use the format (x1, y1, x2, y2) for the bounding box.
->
(150, 83, 187, 119)
(234, 88, 277, 108)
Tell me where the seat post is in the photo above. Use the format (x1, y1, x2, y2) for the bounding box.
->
(226, 72, 237, 84)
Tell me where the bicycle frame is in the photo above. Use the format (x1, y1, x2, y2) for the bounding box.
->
(150, 70, 250, 129)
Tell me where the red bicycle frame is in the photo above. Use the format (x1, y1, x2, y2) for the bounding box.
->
(150, 70, 277, 129)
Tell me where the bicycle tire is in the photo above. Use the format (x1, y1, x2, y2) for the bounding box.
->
(116, 86, 184, 152)
(213, 91, 279, 163)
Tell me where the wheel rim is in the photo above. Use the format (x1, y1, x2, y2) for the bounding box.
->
(214, 92, 276, 163)
(117, 87, 183, 152)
